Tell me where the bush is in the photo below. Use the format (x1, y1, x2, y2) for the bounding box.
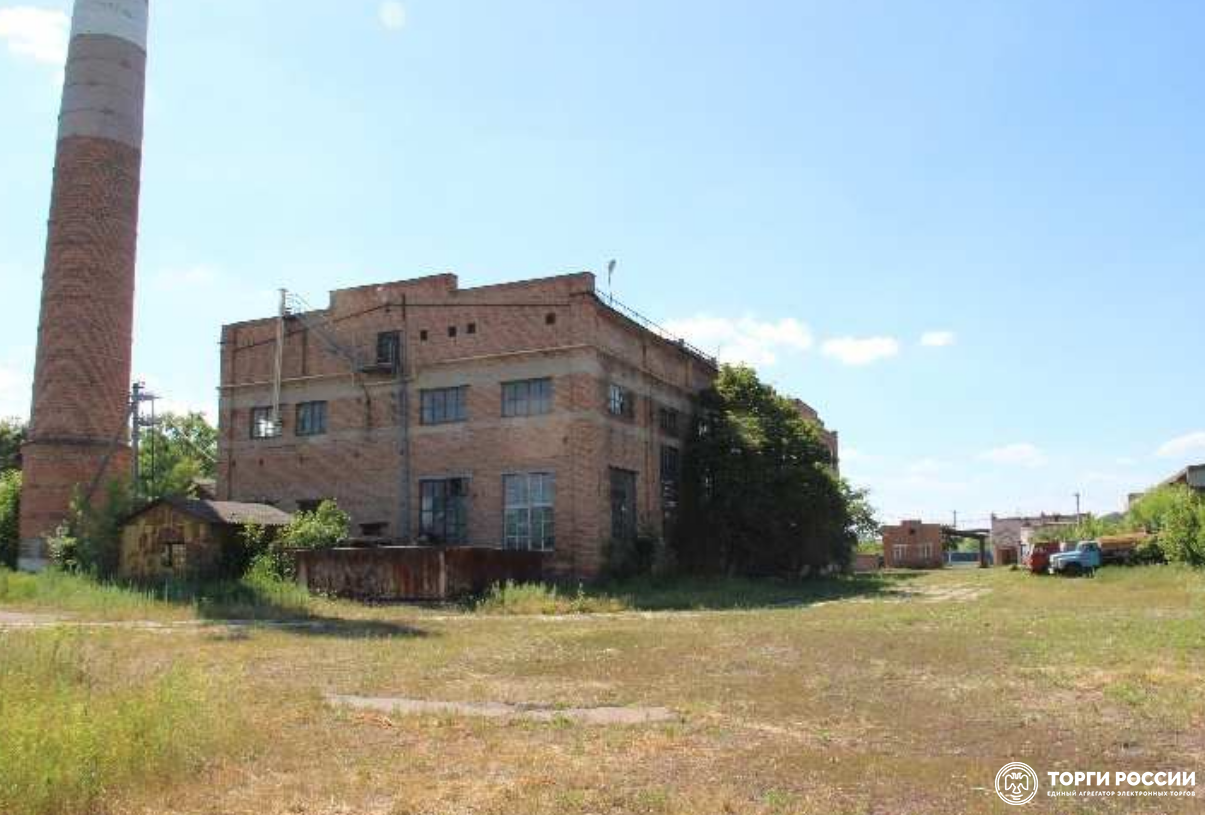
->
(474, 581, 628, 615)
(49, 481, 134, 578)
(278, 499, 349, 550)
(0, 469, 20, 569)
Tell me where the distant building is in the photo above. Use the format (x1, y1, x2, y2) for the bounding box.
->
(990, 513, 1079, 564)
(881, 520, 944, 569)
(1128, 464, 1205, 509)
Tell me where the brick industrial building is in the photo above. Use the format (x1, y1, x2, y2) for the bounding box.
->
(881, 520, 945, 569)
(217, 272, 837, 580)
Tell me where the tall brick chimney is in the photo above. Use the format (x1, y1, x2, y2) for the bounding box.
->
(18, 0, 149, 570)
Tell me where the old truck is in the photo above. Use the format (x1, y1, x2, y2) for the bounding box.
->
(1048, 541, 1102, 576)
(1024, 541, 1062, 574)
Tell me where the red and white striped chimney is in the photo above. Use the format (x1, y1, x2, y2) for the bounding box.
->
(19, 0, 149, 570)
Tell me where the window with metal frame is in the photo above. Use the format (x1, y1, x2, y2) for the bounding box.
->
(608, 383, 635, 418)
(893, 544, 907, 562)
(503, 473, 555, 551)
(295, 401, 328, 436)
(420, 478, 468, 544)
(502, 378, 553, 417)
(376, 331, 400, 367)
(250, 406, 277, 439)
(658, 406, 681, 436)
(660, 445, 681, 524)
(420, 386, 468, 425)
(610, 468, 637, 543)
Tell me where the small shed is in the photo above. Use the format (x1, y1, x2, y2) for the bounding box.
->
(120, 498, 293, 581)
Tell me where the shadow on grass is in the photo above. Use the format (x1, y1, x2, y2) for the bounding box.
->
(133, 577, 429, 639)
(590, 572, 927, 612)
(467, 571, 928, 615)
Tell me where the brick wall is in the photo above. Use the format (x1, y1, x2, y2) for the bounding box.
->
(217, 272, 713, 580)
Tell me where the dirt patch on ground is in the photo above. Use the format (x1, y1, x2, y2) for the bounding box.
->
(326, 693, 679, 726)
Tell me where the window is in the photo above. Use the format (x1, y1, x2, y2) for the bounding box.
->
(660, 446, 680, 526)
(608, 383, 635, 418)
(360, 522, 388, 537)
(421, 386, 468, 425)
(250, 406, 277, 439)
(448, 326, 458, 338)
(295, 401, 328, 436)
(467, 322, 477, 335)
(297, 499, 322, 513)
(893, 544, 907, 562)
(420, 478, 468, 544)
(610, 468, 637, 543)
(545, 312, 557, 325)
(919, 543, 933, 560)
(658, 406, 681, 436)
(504, 473, 555, 551)
(502, 378, 553, 417)
(420, 329, 429, 342)
(376, 331, 400, 367)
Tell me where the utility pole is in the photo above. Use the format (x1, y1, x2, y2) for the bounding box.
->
(1074, 492, 1082, 523)
(130, 381, 158, 499)
(952, 510, 958, 530)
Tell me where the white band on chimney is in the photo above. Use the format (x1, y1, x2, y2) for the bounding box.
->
(70, 0, 148, 51)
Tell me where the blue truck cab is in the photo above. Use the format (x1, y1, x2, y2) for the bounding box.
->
(1048, 540, 1102, 576)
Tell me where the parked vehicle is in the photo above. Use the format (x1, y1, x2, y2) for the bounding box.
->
(1049, 541, 1102, 576)
(1025, 541, 1061, 574)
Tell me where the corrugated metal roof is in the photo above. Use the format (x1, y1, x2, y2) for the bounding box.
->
(128, 498, 294, 527)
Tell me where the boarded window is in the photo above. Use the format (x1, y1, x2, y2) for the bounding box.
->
(660, 445, 680, 525)
(420, 386, 468, 425)
(503, 473, 555, 551)
(502, 378, 553, 417)
(420, 478, 468, 544)
(608, 384, 635, 418)
(295, 401, 328, 436)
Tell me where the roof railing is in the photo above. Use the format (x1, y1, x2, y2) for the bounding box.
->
(596, 294, 718, 367)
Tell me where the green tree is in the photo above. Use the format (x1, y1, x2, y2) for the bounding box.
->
(676, 365, 863, 576)
(0, 418, 25, 472)
(0, 470, 20, 569)
(137, 412, 217, 499)
(49, 480, 133, 578)
(1135, 485, 1205, 566)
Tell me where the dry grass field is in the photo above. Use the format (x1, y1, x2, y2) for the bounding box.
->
(1, 566, 1203, 815)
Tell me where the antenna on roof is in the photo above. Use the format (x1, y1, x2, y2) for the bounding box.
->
(607, 259, 617, 305)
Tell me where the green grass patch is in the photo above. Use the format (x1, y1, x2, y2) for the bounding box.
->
(0, 566, 315, 621)
(474, 580, 629, 615)
(0, 630, 244, 815)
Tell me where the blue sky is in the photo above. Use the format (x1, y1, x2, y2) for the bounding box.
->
(1, 0, 1202, 525)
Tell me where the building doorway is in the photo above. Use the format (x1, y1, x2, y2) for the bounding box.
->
(610, 468, 638, 544)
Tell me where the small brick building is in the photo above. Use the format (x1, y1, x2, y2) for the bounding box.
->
(881, 520, 944, 569)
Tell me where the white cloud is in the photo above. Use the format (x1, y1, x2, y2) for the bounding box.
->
(821, 336, 900, 366)
(1155, 431, 1205, 460)
(920, 330, 956, 348)
(980, 443, 1048, 469)
(663, 314, 813, 366)
(379, 1, 406, 30)
(0, 6, 68, 65)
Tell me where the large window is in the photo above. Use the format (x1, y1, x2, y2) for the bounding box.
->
(660, 445, 681, 525)
(421, 386, 468, 425)
(503, 473, 555, 551)
(608, 384, 635, 418)
(502, 378, 553, 417)
(250, 406, 277, 439)
(420, 478, 468, 544)
(295, 401, 328, 436)
(610, 468, 637, 543)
